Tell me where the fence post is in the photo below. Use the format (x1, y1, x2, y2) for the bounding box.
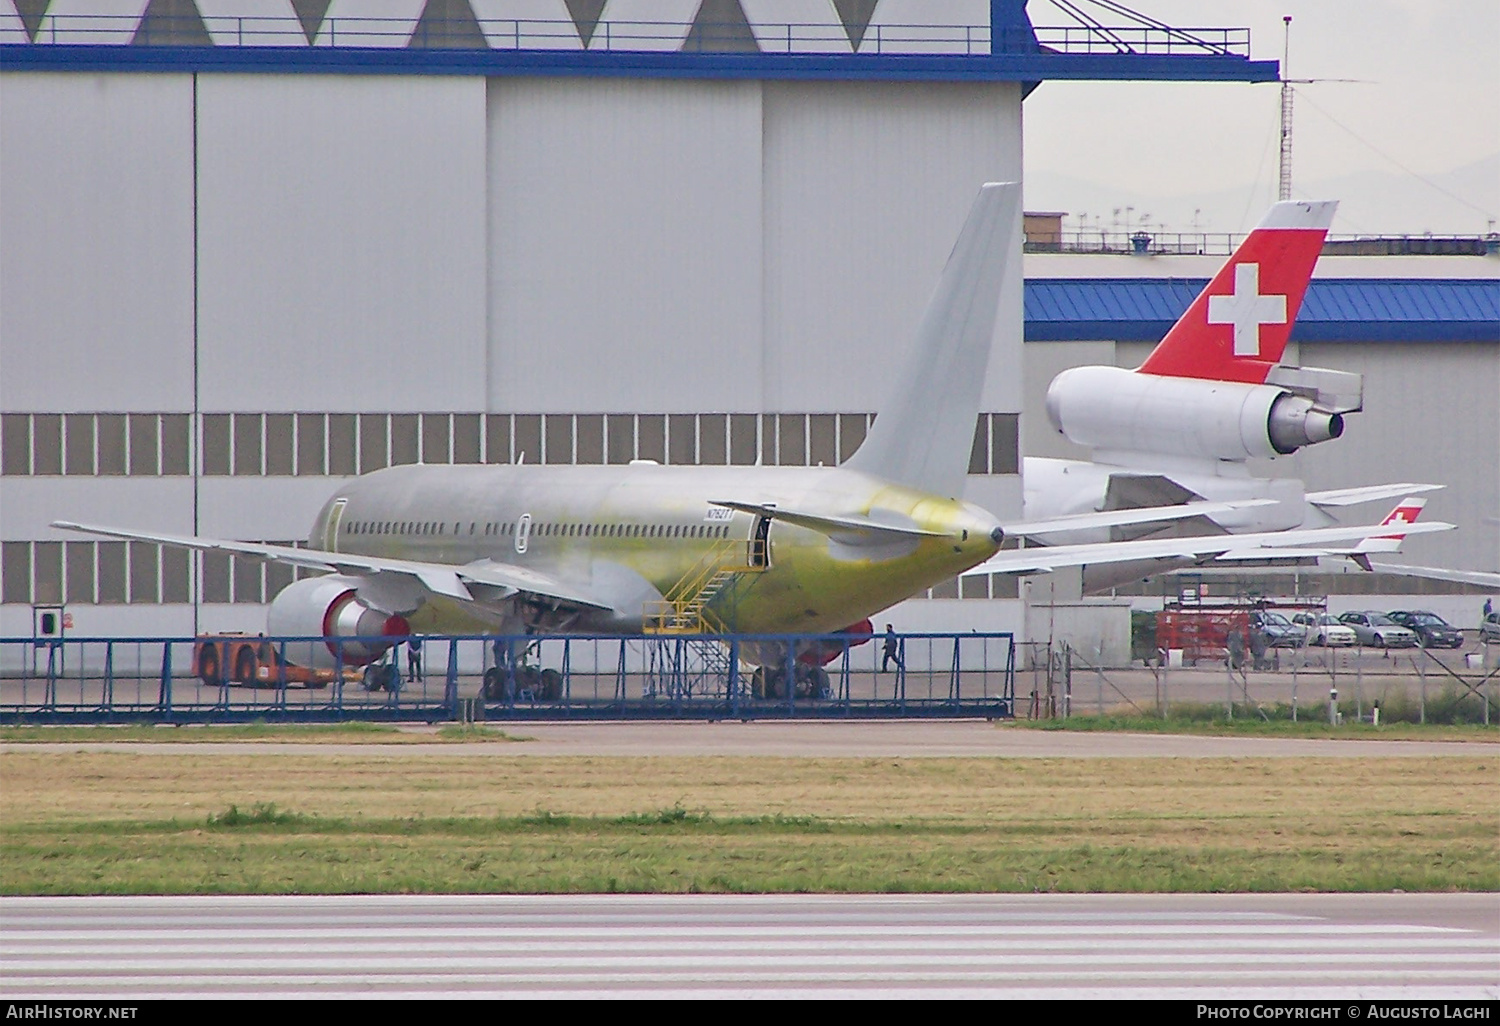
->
(1355, 650, 1363, 723)
(444, 639, 459, 719)
(1291, 652, 1298, 723)
(1160, 647, 1169, 719)
(951, 637, 962, 708)
(1062, 644, 1071, 719)
(1418, 654, 1426, 725)
(1225, 652, 1234, 721)
(728, 637, 740, 718)
(102, 641, 114, 710)
(43, 642, 59, 710)
(158, 642, 172, 714)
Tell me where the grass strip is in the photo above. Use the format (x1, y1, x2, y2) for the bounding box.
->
(4, 810, 1494, 895)
(1, 754, 1494, 895)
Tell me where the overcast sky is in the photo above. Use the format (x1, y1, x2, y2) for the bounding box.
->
(1020, 0, 1500, 236)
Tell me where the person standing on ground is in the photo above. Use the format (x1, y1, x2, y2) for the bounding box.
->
(406, 637, 423, 683)
(882, 623, 903, 672)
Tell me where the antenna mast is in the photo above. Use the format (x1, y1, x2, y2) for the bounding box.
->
(1278, 15, 1294, 201)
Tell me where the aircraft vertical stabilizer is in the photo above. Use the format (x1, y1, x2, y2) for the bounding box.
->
(843, 181, 1021, 498)
(1137, 199, 1336, 384)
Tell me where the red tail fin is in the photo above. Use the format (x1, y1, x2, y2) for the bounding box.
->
(1137, 200, 1336, 384)
(1358, 497, 1426, 553)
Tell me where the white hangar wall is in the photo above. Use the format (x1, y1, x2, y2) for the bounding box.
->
(0, 72, 196, 413)
(487, 77, 1023, 414)
(0, 67, 1026, 637)
(197, 74, 490, 413)
(486, 76, 766, 413)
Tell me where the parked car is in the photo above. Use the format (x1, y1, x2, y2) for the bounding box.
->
(1387, 610, 1464, 649)
(1249, 610, 1307, 649)
(1482, 611, 1500, 644)
(1294, 613, 1357, 647)
(1337, 611, 1419, 648)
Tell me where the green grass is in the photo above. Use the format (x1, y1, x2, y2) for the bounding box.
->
(5, 804, 1494, 895)
(4, 749, 1493, 896)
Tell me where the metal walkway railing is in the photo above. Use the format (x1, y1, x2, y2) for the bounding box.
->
(0, 631, 1015, 724)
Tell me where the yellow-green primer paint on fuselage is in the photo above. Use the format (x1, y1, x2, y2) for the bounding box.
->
(313, 462, 1002, 635)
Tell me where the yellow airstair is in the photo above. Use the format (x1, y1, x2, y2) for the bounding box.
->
(643, 538, 767, 634)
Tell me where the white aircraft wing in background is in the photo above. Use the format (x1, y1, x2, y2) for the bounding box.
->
(961, 518, 1454, 577)
(998, 499, 1276, 538)
(1306, 483, 1444, 508)
(1368, 564, 1500, 589)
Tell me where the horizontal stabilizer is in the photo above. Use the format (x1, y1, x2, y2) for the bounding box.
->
(709, 502, 942, 545)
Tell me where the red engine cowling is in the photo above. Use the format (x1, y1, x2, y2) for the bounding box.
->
(797, 619, 875, 666)
(265, 575, 410, 669)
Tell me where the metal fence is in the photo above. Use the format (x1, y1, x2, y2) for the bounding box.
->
(1019, 637, 1498, 725)
(0, 631, 1014, 724)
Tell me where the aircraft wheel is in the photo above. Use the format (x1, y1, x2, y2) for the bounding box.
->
(198, 649, 221, 687)
(234, 648, 257, 687)
(363, 664, 394, 692)
(539, 668, 563, 701)
(750, 668, 766, 699)
(482, 667, 504, 701)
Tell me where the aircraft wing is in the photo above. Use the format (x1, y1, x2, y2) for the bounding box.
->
(1306, 483, 1443, 507)
(50, 521, 613, 611)
(1368, 563, 1500, 589)
(961, 519, 1453, 577)
(999, 499, 1276, 538)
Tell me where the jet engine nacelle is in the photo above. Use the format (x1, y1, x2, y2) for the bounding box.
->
(265, 574, 410, 669)
(1045, 366, 1344, 462)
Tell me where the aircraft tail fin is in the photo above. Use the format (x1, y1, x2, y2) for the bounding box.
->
(1136, 199, 1337, 385)
(1353, 496, 1426, 554)
(843, 181, 1021, 498)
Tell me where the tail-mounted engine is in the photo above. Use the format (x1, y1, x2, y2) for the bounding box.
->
(1045, 366, 1350, 462)
(266, 574, 410, 668)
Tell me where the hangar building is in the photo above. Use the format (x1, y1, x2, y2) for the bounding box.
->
(1, 0, 1491, 647)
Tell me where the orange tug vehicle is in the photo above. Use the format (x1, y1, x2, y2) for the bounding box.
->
(193, 633, 363, 689)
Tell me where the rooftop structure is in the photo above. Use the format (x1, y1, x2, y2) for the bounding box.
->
(2, 0, 1280, 82)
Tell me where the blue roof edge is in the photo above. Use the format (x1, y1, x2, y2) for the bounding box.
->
(0, 44, 1280, 83)
(1024, 278, 1500, 344)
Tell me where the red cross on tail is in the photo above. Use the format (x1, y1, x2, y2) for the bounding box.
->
(1138, 200, 1336, 384)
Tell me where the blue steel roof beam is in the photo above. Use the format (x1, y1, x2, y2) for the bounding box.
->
(0, 43, 1281, 81)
